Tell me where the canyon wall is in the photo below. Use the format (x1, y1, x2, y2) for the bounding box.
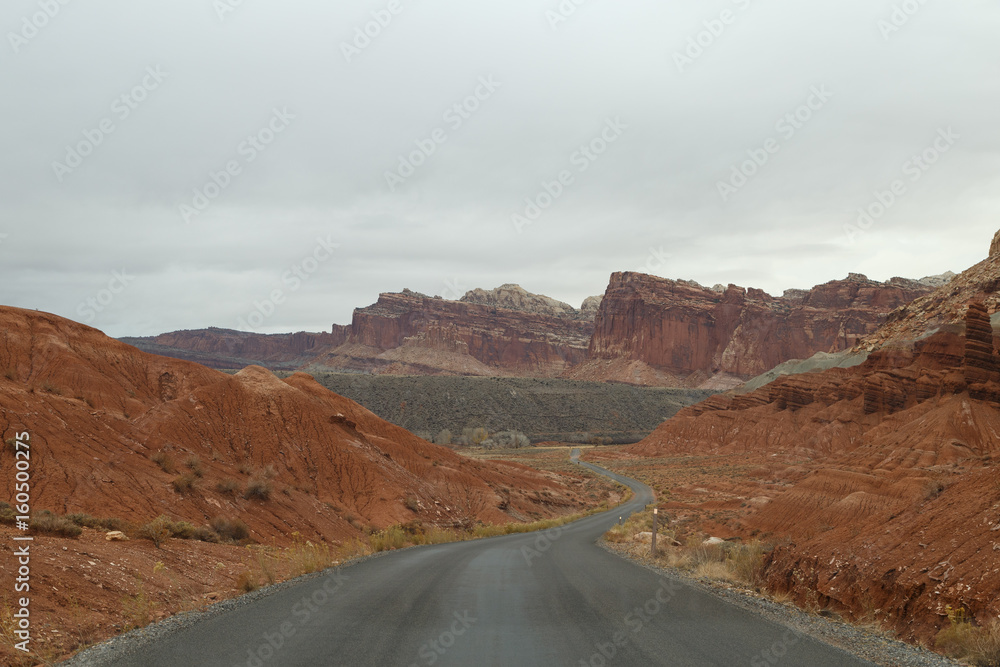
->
(581, 272, 938, 387)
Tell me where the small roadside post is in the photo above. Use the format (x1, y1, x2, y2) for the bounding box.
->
(651, 508, 658, 557)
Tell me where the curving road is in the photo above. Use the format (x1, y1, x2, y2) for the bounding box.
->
(93, 452, 872, 667)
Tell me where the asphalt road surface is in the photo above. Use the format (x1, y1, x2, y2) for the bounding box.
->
(98, 452, 873, 667)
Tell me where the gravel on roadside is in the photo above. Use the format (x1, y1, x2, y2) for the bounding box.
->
(601, 541, 962, 667)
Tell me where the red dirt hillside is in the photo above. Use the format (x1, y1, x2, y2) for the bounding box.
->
(608, 235, 1000, 645)
(0, 306, 595, 545)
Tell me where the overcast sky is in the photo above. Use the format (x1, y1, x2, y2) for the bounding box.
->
(2, 1, 998, 336)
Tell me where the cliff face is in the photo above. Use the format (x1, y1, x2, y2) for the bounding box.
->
(311, 288, 596, 377)
(584, 272, 937, 387)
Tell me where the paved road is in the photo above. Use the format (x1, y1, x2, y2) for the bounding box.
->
(97, 453, 872, 667)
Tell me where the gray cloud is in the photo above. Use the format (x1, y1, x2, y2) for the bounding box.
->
(1, 0, 998, 336)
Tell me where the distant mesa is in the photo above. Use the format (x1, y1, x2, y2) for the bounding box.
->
(123, 270, 943, 390)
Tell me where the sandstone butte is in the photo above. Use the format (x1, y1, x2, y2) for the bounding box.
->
(613, 231, 1000, 645)
(125, 276, 945, 390)
(0, 304, 597, 541)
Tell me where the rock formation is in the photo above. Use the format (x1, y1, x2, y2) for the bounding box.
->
(124, 272, 938, 387)
(581, 272, 935, 388)
(309, 288, 596, 377)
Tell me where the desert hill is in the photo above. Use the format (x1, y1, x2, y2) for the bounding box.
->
(0, 306, 595, 545)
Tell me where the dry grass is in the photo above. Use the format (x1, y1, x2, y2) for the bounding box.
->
(243, 477, 272, 501)
(121, 580, 155, 631)
(30, 510, 83, 538)
(935, 607, 1000, 665)
(151, 451, 175, 474)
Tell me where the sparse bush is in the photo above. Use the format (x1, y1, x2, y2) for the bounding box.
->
(0, 502, 15, 525)
(370, 525, 407, 552)
(216, 478, 240, 495)
(138, 516, 172, 548)
(151, 451, 175, 474)
(238, 462, 253, 476)
(244, 477, 272, 501)
(235, 571, 258, 594)
(121, 582, 154, 630)
(29, 510, 83, 537)
(184, 456, 204, 478)
(172, 473, 198, 494)
(66, 513, 124, 531)
(434, 429, 453, 446)
(404, 496, 420, 512)
(480, 430, 531, 450)
(211, 516, 250, 543)
(936, 607, 1000, 665)
(41, 380, 61, 395)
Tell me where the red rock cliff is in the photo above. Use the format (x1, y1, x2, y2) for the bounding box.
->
(586, 272, 936, 386)
(312, 288, 595, 377)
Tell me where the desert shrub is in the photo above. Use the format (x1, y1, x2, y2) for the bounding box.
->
(151, 451, 175, 473)
(216, 478, 240, 495)
(404, 496, 420, 512)
(434, 429, 453, 446)
(244, 477, 272, 501)
(936, 607, 1000, 665)
(211, 516, 250, 543)
(235, 571, 258, 594)
(184, 456, 204, 478)
(30, 510, 83, 537)
(726, 541, 767, 587)
(286, 535, 337, 577)
(40, 380, 61, 395)
(138, 516, 172, 548)
(480, 430, 531, 450)
(66, 513, 124, 531)
(121, 582, 154, 630)
(0, 502, 15, 525)
(370, 525, 407, 552)
(171, 473, 198, 494)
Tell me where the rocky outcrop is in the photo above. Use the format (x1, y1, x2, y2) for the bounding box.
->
(991, 229, 1000, 258)
(459, 284, 599, 320)
(585, 272, 936, 387)
(310, 288, 595, 377)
